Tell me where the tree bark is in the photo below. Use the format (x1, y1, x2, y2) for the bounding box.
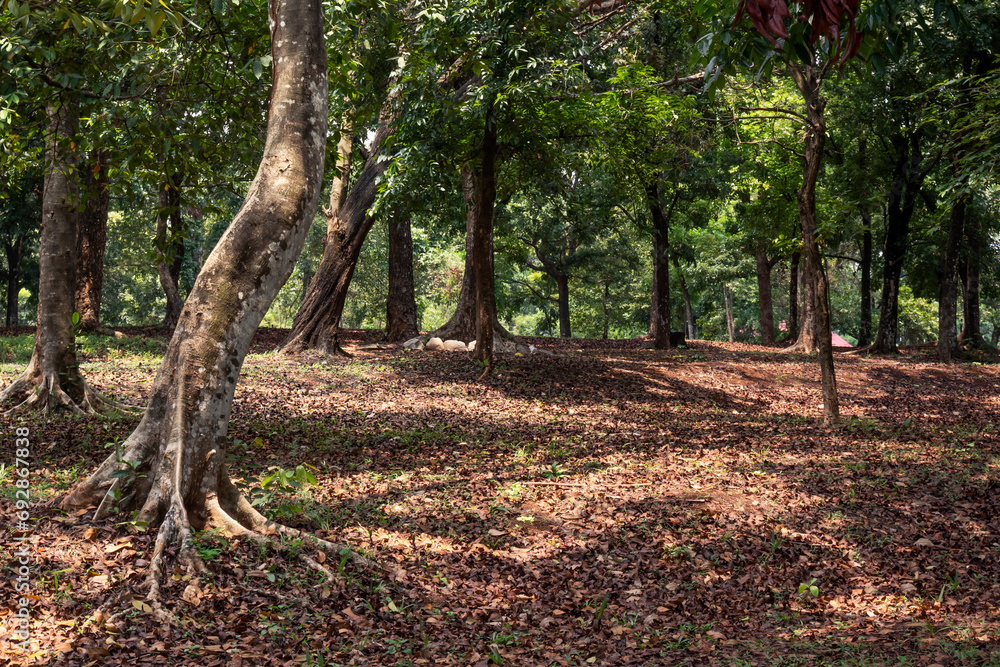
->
(4, 237, 25, 327)
(937, 191, 966, 361)
(385, 210, 419, 341)
(156, 172, 185, 329)
(755, 246, 776, 346)
(0, 97, 109, 413)
(63, 0, 346, 602)
(646, 182, 674, 349)
(76, 149, 111, 332)
(790, 63, 838, 425)
(281, 122, 392, 355)
(871, 131, 928, 353)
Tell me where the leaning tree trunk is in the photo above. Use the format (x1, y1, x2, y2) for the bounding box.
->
(791, 64, 838, 425)
(646, 182, 674, 349)
(938, 191, 966, 361)
(385, 210, 419, 341)
(62, 0, 355, 605)
(0, 97, 112, 414)
(156, 173, 185, 329)
(871, 132, 926, 354)
(755, 247, 776, 346)
(76, 149, 111, 332)
(281, 122, 392, 355)
(4, 237, 25, 327)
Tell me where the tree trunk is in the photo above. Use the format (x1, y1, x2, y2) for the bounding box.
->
(4, 237, 25, 327)
(937, 191, 966, 361)
(672, 256, 696, 339)
(990, 319, 999, 347)
(787, 249, 800, 341)
(281, 122, 392, 355)
(385, 210, 418, 341)
(960, 211, 983, 345)
(646, 182, 674, 349)
(555, 271, 571, 338)
(431, 171, 512, 346)
(790, 64, 838, 425)
(76, 149, 111, 332)
(857, 213, 873, 347)
(755, 246, 776, 346)
(156, 173, 185, 329)
(871, 131, 927, 353)
(724, 285, 735, 343)
(470, 103, 500, 370)
(63, 0, 348, 601)
(0, 97, 106, 413)
(601, 282, 610, 340)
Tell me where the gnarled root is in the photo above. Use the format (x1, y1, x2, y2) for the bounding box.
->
(0, 370, 138, 416)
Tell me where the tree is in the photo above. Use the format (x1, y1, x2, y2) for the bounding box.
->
(705, 0, 865, 423)
(62, 0, 360, 603)
(75, 148, 111, 332)
(385, 208, 419, 341)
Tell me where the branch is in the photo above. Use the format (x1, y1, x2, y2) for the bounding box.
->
(738, 106, 807, 123)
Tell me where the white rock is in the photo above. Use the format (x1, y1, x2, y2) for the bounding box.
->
(425, 337, 444, 351)
(443, 339, 468, 351)
(529, 344, 555, 356)
(403, 336, 424, 350)
(467, 340, 477, 352)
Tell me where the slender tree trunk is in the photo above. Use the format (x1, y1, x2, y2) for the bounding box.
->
(755, 247, 776, 346)
(281, 122, 392, 355)
(326, 116, 353, 245)
(76, 149, 111, 332)
(960, 211, 983, 344)
(156, 173, 184, 329)
(385, 211, 418, 341)
(601, 282, 610, 340)
(791, 64, 838, 425)
(990, 318, 999, 347)
(938, 191, 966, 361)
(856, 138, 872, 348)
(646, 182, 674, 349)
(724, 286, 735, 343)
(858, 214, 872, 347)
(871, 132, 926, 353)
(64, 0, 351, 600)
(0, 96, 107, 413)
(787, 250, 800, 341)
(672, 256, 696, 339)
(4, 237, 25, 327)
(555, 271, 571, 338)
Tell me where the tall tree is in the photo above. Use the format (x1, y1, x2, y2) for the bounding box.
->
(63, 0, 358, 601)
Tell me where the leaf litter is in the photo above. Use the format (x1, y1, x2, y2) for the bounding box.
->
(1, 329, 999, 665)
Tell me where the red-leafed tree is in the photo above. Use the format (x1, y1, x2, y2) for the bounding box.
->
(700, 0, 865, 424)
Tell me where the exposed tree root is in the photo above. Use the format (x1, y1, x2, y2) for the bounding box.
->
(0, 371, 137, 416)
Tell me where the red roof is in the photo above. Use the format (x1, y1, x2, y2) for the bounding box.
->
(831, 332, 852, 348)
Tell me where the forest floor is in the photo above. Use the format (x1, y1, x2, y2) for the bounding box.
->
(1, 329, 1000, 667)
